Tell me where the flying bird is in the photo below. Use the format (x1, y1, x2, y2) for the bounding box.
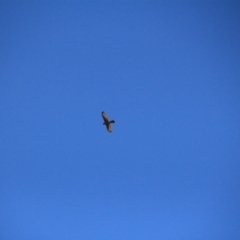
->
(101, 111, 115, 132)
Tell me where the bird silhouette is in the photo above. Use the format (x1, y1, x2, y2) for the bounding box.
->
(101, 111, 115, 132)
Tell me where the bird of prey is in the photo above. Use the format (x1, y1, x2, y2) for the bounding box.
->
(101, 111, 115, 132)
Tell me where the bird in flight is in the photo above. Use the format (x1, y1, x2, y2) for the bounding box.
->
(101, 111, 115, 132)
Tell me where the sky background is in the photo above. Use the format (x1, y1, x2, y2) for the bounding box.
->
(1, 1, 240, 239)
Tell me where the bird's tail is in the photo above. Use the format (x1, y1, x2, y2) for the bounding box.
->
(110, 120, 115, 124)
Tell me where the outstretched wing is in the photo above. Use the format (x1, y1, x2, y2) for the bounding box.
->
(106, 123, 112, 132)
(102, 111, 109, 123)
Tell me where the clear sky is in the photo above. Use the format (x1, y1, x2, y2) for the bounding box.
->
(1, 1, 240, 239)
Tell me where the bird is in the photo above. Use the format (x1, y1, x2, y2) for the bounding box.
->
(101, 111, 115, 132)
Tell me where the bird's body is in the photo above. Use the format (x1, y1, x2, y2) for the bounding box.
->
(101, 111, 115, 132)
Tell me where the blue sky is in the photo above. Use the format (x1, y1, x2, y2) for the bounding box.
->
(1, 1, 240, 239)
